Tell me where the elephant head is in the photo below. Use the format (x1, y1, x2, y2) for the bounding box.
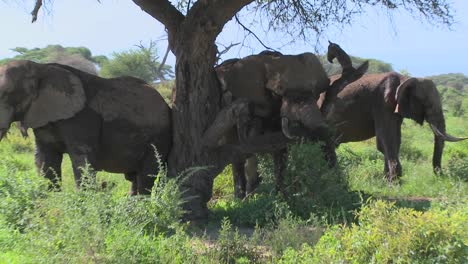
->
(0, 60, 86, 139)
(393, 77, 467, 172)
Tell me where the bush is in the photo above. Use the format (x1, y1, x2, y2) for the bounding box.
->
(311, 200, 467, 263)
(281, 143, 361, 223)
(0, 164, 48, 230)
(212, 218, 260, 264)
(254, 214, 323, 258)
(445, 156, 468, 181)
(0, 162, 188, 263)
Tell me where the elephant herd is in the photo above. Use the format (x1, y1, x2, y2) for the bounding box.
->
(0, 43, 465, 200)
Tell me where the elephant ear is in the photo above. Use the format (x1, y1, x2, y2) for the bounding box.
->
(394, 77, 425, 124)
(23, 65, 86, 129)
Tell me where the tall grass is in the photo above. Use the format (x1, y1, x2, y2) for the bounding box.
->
(0, 109, 467, 263)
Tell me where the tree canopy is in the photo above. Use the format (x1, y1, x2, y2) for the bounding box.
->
(428, 73, 468, 91)
(320, 55, 393, 75)
(0, 45, 103, 74)
(100, 42, 173, 83)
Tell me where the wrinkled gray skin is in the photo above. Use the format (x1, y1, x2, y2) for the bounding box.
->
(318, 72, 467, 181)
(0, 60, 172, 194)
(215, 49, 368, 198)
(215, 51, 330, 198)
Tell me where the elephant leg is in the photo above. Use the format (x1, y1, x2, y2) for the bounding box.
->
(273, 148, 288, 196)
(245, 155, 261, 195)
(376, 120, 403, 183)
(124, 172, 138, 196)
(35, 142, 63, 190)
(321, 139, 337, 167)
(202, 99, 251, 148)
(68, 152, 97, 189)
(134, 148, 163, 195)
(232, 160, 247, 199)
(376, 137, 389, 174)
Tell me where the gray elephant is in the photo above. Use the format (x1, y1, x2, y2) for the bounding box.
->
(0, 60, 172, 194)
(318, 72, 467, 182)
(210, 45, 368, 198)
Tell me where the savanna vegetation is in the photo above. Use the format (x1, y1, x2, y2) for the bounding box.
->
(1, 0, 466, 262)
(0, 53, 466, 261)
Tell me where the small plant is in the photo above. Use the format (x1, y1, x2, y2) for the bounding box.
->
(255, 213, 324, 257)
(214, 218, 260, 263)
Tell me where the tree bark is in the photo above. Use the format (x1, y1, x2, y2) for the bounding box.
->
(169, 39, 226, 219)
(132, 0, 255, 220)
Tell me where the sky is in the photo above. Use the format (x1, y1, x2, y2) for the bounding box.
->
(0, 0, 467, 77)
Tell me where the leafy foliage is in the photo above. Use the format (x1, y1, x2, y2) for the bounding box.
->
(429, 73, 468, 91)
(320, 55, 393, 75)
(0, 45, 102, 74)
(100, 41, 173, 83)
(311, 200, 467, 264)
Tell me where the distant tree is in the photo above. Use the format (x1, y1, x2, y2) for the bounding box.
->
(320, 55, 393, 76)
(0, 45, 103, 74)
(100, 41, 173, 83)
(428, 73, 468, 92)
(399, 69, 411, 77)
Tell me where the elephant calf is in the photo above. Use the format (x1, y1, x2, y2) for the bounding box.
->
(0, 60, 172, 194)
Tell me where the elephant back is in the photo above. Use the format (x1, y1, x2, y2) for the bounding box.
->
(264, 53, 329, 98)
(216, 52, 329, 104)
(216, 56, 272, 106)
(88, 76, 171, 132)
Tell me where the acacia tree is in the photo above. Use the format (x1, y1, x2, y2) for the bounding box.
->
(29, 0, 454, 219)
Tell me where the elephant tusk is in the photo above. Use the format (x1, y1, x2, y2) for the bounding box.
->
(430, 124, 468, 142)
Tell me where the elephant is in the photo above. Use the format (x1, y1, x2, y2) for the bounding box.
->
(211, 44, 368, 198)
(0, 60, 172, 194)
(317, 72, 467, 182)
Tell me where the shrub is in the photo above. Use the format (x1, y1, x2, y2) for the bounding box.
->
(445, 156, 468, 181)
(281, 142, 361, 223)
(0, 164, 48, 230)
(311, 200, 468, 263)
(212, 218, 260, 264)
(254, 214, 324, 258)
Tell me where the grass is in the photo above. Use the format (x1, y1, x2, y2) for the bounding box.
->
(0, 108, 467, 263)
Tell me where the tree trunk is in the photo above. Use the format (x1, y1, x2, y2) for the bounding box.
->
(168, 35, 226, 220)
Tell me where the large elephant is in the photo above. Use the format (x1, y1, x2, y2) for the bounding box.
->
(319, 72, 467, 181)
(211, 45, 368, 198)
(0, 60, 172, 194)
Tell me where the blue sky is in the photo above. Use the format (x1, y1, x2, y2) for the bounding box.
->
(1, 0, 467, 76)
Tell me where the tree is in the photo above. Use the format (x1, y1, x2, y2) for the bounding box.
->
(0, 45, 102, 74)
(29, 0, 454, 220)
(320, 55, 393, 75)
(100, 41, 174, 83)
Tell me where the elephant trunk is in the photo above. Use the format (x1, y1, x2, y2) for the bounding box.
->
(428, 113, 468, 173)
(281, 117, 295, 139)
(280, 97, 328, 140)
(430, 119, 446, 174)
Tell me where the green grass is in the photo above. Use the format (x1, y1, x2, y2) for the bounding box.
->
(0, 108, 467, 263)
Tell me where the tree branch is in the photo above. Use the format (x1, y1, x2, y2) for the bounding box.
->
(235, 15, 276, 51)
(31, 0, 42, 23)
(132, 0, 184, 33)
(186, 0, 255, 35)
(157, 43, 171, 80)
